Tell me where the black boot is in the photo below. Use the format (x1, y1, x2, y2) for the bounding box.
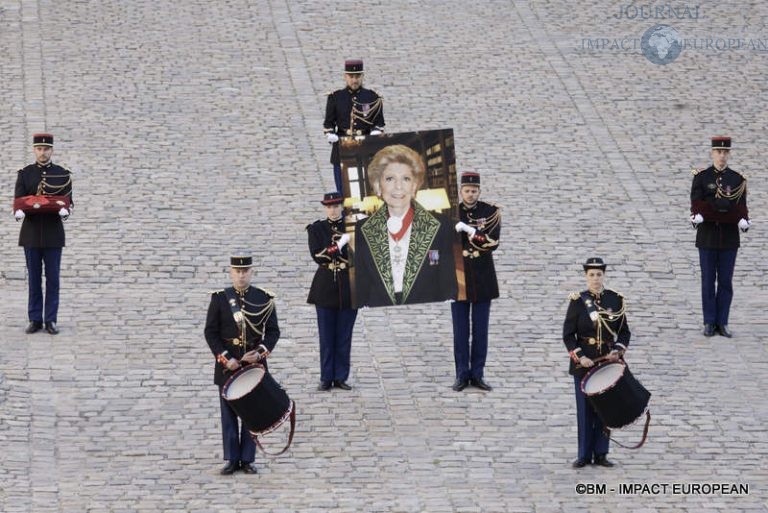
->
(240, 462, 258, 474)
(220, 460, 239, 475)
(593, 454, 614, 467)
(717, 325, 733, 338)
(452, 379, 469, 392)
(25, 321, 43, 334)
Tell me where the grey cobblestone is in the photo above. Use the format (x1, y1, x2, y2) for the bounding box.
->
(1, 0, 766, 512)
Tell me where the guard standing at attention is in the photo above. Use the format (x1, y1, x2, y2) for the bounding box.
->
(451, 172, 501, 392)
(323, 59, 385, 192)
(14, 133, 73, 335)
(307, 192, 357, 391)
(689, 136, 750, 338)
(204, 255, 280, 475)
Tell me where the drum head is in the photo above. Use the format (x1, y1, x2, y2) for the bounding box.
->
(224, 366, 265, 400)
(583, 362, 625, 395)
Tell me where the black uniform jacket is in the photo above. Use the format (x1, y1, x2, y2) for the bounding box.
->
(14, 162, 73, 248)
(204, 286, 280, 386)
(323, 86, 385, 165)
(690, 166, 748, 250)
(562, 288, 631, 378)
(306, 217, 354, 310)
(458, 201, 500, 303)
(354, 202, 457, 307)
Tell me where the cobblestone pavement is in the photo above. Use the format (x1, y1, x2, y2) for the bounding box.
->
(1, 1, 767, 512)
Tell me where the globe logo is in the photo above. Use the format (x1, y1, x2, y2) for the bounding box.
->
(641, 24, 683, 65)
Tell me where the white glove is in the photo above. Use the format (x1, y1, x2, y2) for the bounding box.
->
(454, 221, 476, 236)
(690, 213, 704, 226)
(326, 133, 339, 143)
(14, 209, 25, 220)
(738, 218, 751, 232)
(369, 130, 382, 136)
(336, 233, 350, 250)
(58, 208, 69, 218)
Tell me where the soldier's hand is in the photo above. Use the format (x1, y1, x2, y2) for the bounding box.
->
(607, 351, 621, 362)
(326, 133, 339, 143)
(14, 209, 25, 221)
(58, 208, 70, 219)
(369, 130, 382, 136)
(579, 356, 594, 368)
(337, 233, 351, 250)
(738, 218, 751, 233)
(241, 350, 260, 364)
(690, 213, 703, 228)
(454, 221, 476, 236)
(225, 358, 241, 371)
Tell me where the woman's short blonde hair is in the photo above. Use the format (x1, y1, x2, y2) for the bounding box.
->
(367, 144, 426, 195)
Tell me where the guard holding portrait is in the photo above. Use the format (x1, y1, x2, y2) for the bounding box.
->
(204, 255, 280, 475)
(451, 172, 500, 392)
(323, 59, 385, 192)
(306, 192, 357, 391)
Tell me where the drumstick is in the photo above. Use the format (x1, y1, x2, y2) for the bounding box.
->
(576, 353, 616, 369)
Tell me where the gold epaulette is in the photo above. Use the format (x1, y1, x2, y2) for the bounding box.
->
(568, 292, 580, 301)
(691, 167, 703, 176)
(257, 287, 276, 298)
(208, 289, 224, 295)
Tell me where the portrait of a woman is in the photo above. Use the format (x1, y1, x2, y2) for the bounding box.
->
(354, 144, 457, 307)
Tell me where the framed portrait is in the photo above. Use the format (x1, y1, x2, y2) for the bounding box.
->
(337, 129, 465, 308)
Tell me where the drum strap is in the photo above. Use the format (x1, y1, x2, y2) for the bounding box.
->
(255, 400, 296, 456)
(605, 410, 651, 450)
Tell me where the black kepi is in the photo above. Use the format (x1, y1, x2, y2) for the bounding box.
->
(321, 191, 344, 205)
(711, 136, 731, 150)
(32, 133, 54, 147)
(460, 172, 480, 186)
(583, 257, 607, 272)
(230, 255, 253, 268)
(344, 59, 364, 74)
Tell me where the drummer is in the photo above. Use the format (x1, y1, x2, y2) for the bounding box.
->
(204, 254, 280, 475)
(562, 257, 631, 469)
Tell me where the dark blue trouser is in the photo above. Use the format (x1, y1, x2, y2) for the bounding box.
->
(698, 248, 738, 326)
(574, 375, 609, 461)
(333, 163, 343, 193)
(219, 393, 256, 463)
(451, 301, 491, 381)
(316, 306, 358, 382)
(24, 247, 62, 323)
